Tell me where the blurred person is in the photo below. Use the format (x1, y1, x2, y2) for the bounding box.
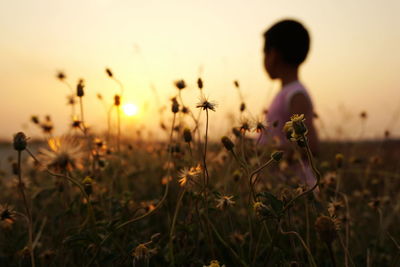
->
(261, 19, 319, 187)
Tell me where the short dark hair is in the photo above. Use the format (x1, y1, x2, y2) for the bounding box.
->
(263, 19, 310, 66)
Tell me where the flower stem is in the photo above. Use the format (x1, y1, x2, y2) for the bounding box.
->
(17, 151, 35, 267)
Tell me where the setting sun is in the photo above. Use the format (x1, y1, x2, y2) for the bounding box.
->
(122, 103, 139, 116)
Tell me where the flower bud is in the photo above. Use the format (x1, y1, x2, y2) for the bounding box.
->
(171, 98, 179, 113)
(183, 128, 192, 143)
(174, 80, 186, 90)
(76, 79, 85, 97)
(105, 68, 113, 78)
(221, 136, 234, 151)
(335, 153, 344, 169)
(31, 116, 39, 124)
(240, 102, 246, 112)
(271, 151, 283, 162)
(197, 78, 203, 89)
(114, 94, 121, 106)
(13, 132, 27, 151)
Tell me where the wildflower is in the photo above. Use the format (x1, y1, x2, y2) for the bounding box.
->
(13, 132, 27, 151)
(315, 215, 339, 244)
(72, 117, 81, 128)
(221, 136, 234, 151)
(41, 117, 54, 133)
(197, 78, 203, 89)
(216, 195, 235, 210)
(327, 200, 344, 217)
(178, 165, 201, 188)
(38, 135, 85, 172)
(232, 169, 242, 182)
(0, 204, 16, 222)
(253, 201, 268, 217)
(161, 175, 172, 185)
(255, 120, 266, 133)
(239, 119, 251, 133)
(283, 114, 308, 142)
(94, 138, 104, 148)
(335, 153, 344, 168)
(132, 243, 157, 261)
(230, 231, 247, 245)
(105, 67, 113, 77)
(174, 79, 186, 90)
(183, 128, 192, 143)
(76, 79, 85, 97)
(82, 176, 94, 196)
(203, 260, 226, 267)
(196, 95, 217, 112)
(368, 198, 381, 210)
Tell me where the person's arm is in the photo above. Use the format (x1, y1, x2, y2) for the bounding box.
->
(289, 93, 319, 155)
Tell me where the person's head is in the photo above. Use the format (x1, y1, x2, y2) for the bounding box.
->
(263, 19, 310, 79)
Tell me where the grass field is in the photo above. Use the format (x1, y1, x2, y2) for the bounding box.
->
(1, 76, 399, 267)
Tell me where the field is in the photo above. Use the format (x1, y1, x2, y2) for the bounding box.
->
(1, 76, 400, 267)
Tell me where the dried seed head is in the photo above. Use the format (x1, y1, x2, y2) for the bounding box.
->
(114, 94, 121, 106)
(221, 136, 234, 151)
(234, 80, 239, 88)
(174, 80, 186, 90)
(76, 79, 85, 97)
(105, 68, 113, 78)
(183, 128, 192, 143)
(196, 95, 217, 111)
(197, 78, 203, 89)
(13, 132, 27, 151)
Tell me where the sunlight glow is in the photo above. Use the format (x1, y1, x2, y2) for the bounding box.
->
(122, 103, 139, 116)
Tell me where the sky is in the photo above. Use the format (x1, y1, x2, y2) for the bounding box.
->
(1, 0, 400, 141)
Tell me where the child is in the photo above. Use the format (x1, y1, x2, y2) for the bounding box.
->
(262, 19, 319, 187)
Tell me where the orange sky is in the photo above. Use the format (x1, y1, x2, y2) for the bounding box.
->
(1, 0, 400, 140)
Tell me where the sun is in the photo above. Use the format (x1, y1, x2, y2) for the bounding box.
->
(122, 103, 139, 116)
